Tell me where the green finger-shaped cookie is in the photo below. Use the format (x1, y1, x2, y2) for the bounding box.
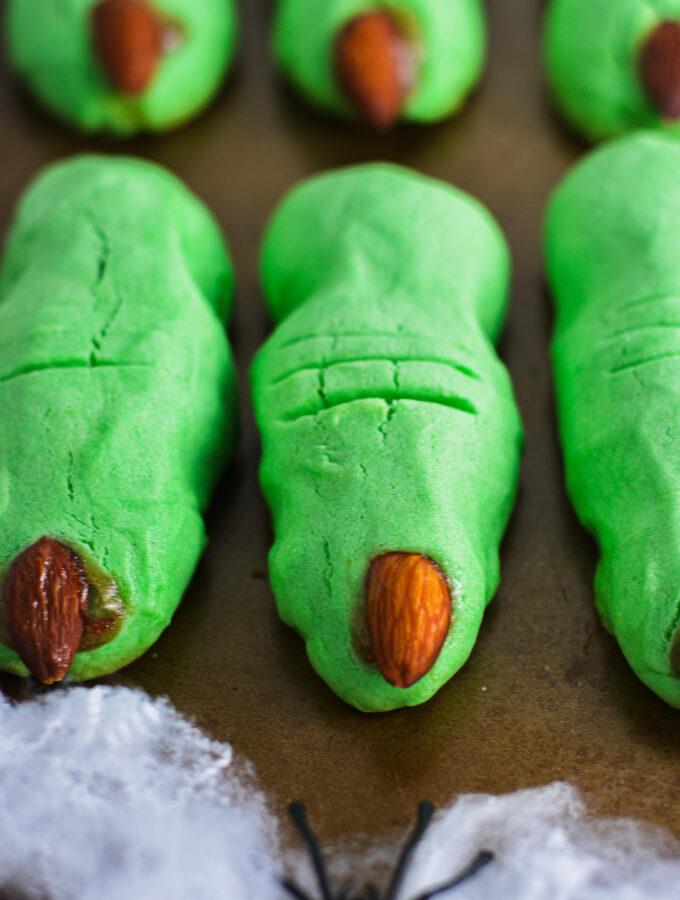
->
(252, 164, 522, 712)
(544, 0, 680, 141)
(273, 0, 486, 130)
(546, 131, 680, 707)
(6, 0, 238, 135)
(0, 155, 237, 683)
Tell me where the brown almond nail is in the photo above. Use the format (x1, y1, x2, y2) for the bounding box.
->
(640, 20, 680, 120)
(3, 537, 89, 684)
(334, 10, 416, 131)
(91, 0, 164, 96)
(366, 552, 451, 689)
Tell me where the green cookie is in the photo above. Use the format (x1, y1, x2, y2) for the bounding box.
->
(252, 164, 522, 712)
(544, 0, 680, 141)
(6, 0, 238, 135)
(547, 131, 680, 707)
(273, 0, 485, 127)
(0, 155, 237, 681)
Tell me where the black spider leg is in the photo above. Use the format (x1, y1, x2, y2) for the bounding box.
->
(383, 801, 437, 900)
(409, 849, 494, 900)
(281, 802, 335, 900)
(281, 880, 315, 900)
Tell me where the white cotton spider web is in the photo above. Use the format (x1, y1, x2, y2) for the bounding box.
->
(2, 687, 680, 900)
(0, 685, 278, 900)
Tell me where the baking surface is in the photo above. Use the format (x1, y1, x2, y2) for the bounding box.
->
(1, 0, 679, 865)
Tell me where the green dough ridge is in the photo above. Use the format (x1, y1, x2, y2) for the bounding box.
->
(0, 155, 237, 680)
(6, 0, 238, 135)
(252, 163, 522, 712)
(273, 0, 486, 123)
(546, 131, 680, 707)
(544, 0, 680, 140)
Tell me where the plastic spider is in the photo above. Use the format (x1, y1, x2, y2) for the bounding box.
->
(281, 800, 493, 900)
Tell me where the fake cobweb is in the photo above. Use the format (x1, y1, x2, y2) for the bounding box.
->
(0, 686, 679, 899)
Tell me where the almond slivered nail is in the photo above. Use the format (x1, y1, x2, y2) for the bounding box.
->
(640, 21, 680, 120)
(366, 551, 451, 688)
(334, 10, 416, 131)
(91, 0, 164, 96)
(3, 537, 89, 684)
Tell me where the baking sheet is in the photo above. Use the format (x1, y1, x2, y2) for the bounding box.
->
(1, 0, 679, 865)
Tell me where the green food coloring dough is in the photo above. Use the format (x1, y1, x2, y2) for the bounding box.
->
(544, 0, 680, 141)
(252, 164, 522, 712)
(6, 0, 238, 135)
(546, 131, 680, 707)
(0, 155, 237, 680)
(273, 0, 486, 124)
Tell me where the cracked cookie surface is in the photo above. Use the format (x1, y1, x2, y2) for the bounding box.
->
(0, 155, 237, 681)
(547, 131, 680, 706)
(252, 163, 522, 712)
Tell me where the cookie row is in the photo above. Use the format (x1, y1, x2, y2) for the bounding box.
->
(0, 155, 519, 713)
(5, 0, 484, 134)
(3, 135, 680, 713)
(11, 0, 677, 139)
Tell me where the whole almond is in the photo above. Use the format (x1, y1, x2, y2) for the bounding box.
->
(640, 21, 680, 119)
(91, 0, 164, 96)
(366, 552, 451, 689)
(3, 537, 89, 684)
(335, 11, 416, 131)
